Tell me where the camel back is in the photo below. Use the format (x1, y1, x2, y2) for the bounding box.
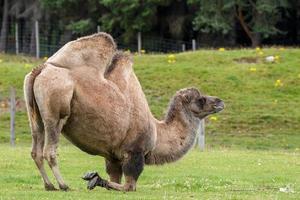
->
(47, 32, 117, 76)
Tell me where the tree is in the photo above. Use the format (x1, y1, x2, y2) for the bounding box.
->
(100, 0, 161, 42)
(189, 0, 290, 47)
(0, 0, 9, 51)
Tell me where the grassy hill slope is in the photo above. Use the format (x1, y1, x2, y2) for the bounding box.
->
(0, 48, 299, 150)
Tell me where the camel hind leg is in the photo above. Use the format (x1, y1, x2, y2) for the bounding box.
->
(34, 66, 74, 191)
(30, 116, 57, 190)
(43, 117, 69, 191)
(24, 74, 57, 190)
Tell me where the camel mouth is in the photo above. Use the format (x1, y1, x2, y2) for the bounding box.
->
(212, 101, 225, 113)
(213, 105, 224, 112)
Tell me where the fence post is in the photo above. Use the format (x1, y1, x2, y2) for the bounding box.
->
(35, 20, 40, 58)
(198, 119, 205, 151)
(97, 25, 101, 33)
(192, 39, 196, 51)
(137, 32, 142, 54)
(182, 44, 186, 52)
(10, 87, 16, 147)
(15, 22, 19, 54)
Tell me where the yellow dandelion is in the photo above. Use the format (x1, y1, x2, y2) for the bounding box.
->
(210, 116, 218, 121)
(249, 67, 257, 72)
(298, 74, 300, 78)
(258, 51, 264, 56)
(168, 54, 175, 59)
(0, 59, 3, 63)
(43, 56, 48, 61)
(218, 48, 225, 52)
(141, 49, 146, 54)
(167, 54, 176, 63)
(274, 79, 283, 87)
(255, 47, 261, 51)
(279, 47, 285, 51)
(274, 55, 280, 60)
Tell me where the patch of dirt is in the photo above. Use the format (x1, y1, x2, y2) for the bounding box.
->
(233, 57, 259, 64)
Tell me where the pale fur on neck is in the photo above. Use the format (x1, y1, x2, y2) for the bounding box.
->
(145, 95, 200, 165)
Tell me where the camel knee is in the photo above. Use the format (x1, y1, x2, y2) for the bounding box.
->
(124, 178, 137, 191)
(31, 151, 37, 159)
(31, 151, 43, 162)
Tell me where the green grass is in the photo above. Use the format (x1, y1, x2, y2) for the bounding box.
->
(0, 143, 299, 199)
(1, 49, 300, 149)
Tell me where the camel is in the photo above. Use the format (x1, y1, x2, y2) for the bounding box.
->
(24, 32, 224, 192)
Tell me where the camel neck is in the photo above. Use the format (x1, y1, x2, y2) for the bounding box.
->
(145, 111, 200, 165)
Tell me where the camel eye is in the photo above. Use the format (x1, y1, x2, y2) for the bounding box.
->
(198, 97, 206, 105)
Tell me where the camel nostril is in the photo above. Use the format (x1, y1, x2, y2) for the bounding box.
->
(215, 98, 222, 104)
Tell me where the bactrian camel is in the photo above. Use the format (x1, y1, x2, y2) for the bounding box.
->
(24, 33, 224, 192)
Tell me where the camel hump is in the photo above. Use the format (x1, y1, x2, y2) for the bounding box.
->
(47, 32, 117, 76)
(106, 51, 133, 75)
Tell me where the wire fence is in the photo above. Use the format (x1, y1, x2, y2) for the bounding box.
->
(2, 20, 197, 58)
(1, 21, 299, 149)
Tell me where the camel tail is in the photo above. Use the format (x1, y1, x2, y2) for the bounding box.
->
(24, 64, 45, 127)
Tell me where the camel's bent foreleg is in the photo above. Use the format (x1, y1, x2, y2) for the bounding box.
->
(121, 151, 144, 191)
(105, 159, 123, 184)
(89, 151, 144, 191)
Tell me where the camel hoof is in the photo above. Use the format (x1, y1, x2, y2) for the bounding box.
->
(44, 183, 58, 191)
(83, 171, 109, 190)
(87, 177, 98, 190)
(59, 184, 70, 191)
(82, 171, 99, 181)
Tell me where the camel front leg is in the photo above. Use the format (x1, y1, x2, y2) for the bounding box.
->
(107, 151, 144, 191)
(84, 151, 144, 191)
(105, 159, 122, 183)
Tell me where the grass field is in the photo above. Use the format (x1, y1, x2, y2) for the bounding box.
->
(0, 48, 300, 149)
(0, 49, 299, 199)
(0, 143, 299, 199)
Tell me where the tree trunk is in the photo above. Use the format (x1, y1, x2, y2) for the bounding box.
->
(251, 33, 261, 47)
(235, 5, 262, 47)
(0, 0, 9, 52)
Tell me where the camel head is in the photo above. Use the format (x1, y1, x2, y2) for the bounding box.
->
(177, 88, 224, 119)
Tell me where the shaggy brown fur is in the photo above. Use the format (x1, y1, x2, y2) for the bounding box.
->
(24, 32, 224, 192)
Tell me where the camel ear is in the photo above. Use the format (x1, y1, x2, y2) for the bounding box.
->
(180, 93, 192, 104)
